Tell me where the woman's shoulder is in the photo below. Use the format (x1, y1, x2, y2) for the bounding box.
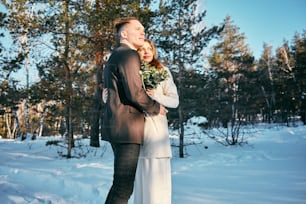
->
(162, 65, 170, 70)
(161, 66, 172, 75)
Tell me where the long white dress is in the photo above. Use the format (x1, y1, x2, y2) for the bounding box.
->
(134, 67, 179, 204)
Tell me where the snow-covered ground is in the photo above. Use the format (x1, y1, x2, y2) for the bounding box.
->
(1, 122, 306, 204)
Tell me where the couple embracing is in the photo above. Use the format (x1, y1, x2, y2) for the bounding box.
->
(102, 17, 179, 204)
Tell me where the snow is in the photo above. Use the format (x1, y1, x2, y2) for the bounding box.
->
(1, 122, 306, 204)
(187, 116, 208, 125)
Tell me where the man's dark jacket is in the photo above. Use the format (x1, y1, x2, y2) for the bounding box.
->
(102, 44, 160, 144)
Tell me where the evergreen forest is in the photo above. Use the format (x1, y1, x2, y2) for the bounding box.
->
(0, 1, 305, 157)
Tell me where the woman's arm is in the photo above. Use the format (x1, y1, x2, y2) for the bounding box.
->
(149, 67, 179, 108)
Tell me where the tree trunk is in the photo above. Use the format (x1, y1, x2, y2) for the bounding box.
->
(67, 102, 74, 158)
(12, 109, 22, 140)
(64, 0, 74, 158)
(90, 67, 103, 147)
(178, 105, 184, 158)
(32, 104, 47, 139)
(5, 110, 13, 139)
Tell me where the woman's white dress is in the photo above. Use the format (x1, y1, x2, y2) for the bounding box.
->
(134, 67, 179, 204)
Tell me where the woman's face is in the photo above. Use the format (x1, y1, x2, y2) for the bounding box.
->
(138, 41, 154, 63)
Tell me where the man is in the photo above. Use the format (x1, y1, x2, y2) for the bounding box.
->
(102, 17, 166, 204)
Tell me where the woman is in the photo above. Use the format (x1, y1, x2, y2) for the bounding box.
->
(133, 39, 179, 204)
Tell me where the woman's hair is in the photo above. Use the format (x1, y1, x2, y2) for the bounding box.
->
(142, 39, 164, 71)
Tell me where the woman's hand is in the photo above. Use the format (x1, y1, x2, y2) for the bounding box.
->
(102, 88, 108, 103)
(159, 105, 168, 115)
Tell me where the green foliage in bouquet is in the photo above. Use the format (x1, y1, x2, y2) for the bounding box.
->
(139, 62, 169, 89)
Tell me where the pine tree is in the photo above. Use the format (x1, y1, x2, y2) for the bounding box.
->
(0, 1, 43, 139)
(27, 0, 97, 157)
(257, 43, 276, 123)
(0, 9, 24, 138)
(208, 15, 255, 145)
(150, 0, 222, 157)
(274, 41, 296, 124)
(292, 31, 306, 124)
(87, 0, 158, 147)
(274, 31, 306, 125)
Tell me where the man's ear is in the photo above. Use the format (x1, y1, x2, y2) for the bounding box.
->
(120, 30, 128, 39)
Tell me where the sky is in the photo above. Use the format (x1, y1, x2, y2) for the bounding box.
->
(2, 1, 306, 86)
(202, 0, 306, 58)
(0, 119, 306, 203)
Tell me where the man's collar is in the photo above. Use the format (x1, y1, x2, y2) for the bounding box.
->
(120, 41, 137, 50)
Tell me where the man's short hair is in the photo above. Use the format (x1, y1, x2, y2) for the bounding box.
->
(114, 17, 139, 34)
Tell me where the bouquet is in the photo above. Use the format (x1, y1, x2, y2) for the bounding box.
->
(139, 62, 169, 90)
